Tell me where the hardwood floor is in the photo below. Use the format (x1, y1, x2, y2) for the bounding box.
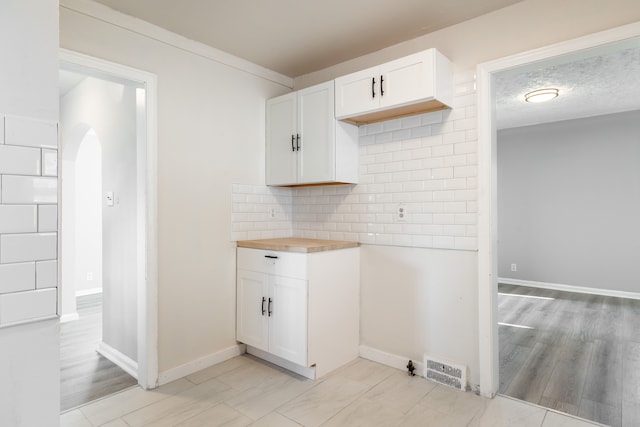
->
(498, 283, 640, 427)
(60, 293, 137, 412)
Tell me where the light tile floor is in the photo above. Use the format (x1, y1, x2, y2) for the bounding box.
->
(61, 355, 604, 427)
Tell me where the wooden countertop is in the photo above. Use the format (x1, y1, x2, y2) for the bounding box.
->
(236, 237, 359, 253)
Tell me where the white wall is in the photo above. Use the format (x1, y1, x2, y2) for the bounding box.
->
(498, 111, 640, 293)
(60, 76, 139, 361)
(60, 1, 291, 374)
(74, 131, 102, 295)
(0, 0, 60, 425)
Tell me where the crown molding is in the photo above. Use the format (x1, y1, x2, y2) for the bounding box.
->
(60, 0, 294, 88)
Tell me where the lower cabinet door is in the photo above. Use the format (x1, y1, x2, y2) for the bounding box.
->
(236, 269, 269, 351)
(268, 274, 308, 366)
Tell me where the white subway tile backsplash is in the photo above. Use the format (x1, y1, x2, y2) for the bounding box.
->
(42, 149, 58, 177)
(0, 288, 57, 325)
(0, 145, 42, 176)
(422, 111, 443, 125)
(1, 175, 57, 204)
(365, 122, 384, 135)
(0, 262, 35, 294)
(0, 233, 57, 263)
(5, 116, 58, 149)
(0, 115, 59, 328)
(454, 141, 477, 155)
(0, 205, 37, 233)
(231, 72, 477, 251)
(431, 144, 454, 158)
(36, 260, 57, 289)
(38, 205, 58, 232)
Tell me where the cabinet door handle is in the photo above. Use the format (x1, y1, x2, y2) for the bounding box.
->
(261, 297, 266, 315)
(372, 77, 376, 98)
(380, 75, 384, 97)
(291, 134, 295, 152)
(296, 134, 300, 151)
(264, 255, 279, 259)
(268, 298, 273, 316)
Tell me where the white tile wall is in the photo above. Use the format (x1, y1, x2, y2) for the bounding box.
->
(36, 260, 57, 289)
(0, 262, 35, 294)
(5, 116, 58, 149)
(0, 205, 37, 233)
(0, 145, 41, 175)
(231, 72, 478, 250)
(0, 233, 57, 263)
(230, 184, 293, 242)
(0, 288, 57, 325)
(41, 148, 58, 176)
(1, 175, 57, 204)
(0, 114, 58, 326)
(38, 205, 57, 232)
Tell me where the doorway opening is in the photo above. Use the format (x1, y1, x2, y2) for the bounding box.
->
(58, 50, 158, 410)
(477, 22, 640, 427)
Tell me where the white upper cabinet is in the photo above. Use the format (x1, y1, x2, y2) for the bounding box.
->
(335, 49, 453, 125)
(265, 93, 297, 185)
(266, 81, 358, 186)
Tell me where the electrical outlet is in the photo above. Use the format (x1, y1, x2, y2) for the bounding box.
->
(106, 191, 114, 207)
(86, 272, 93, 281)
(269, 208, 276, 219)
(511, 263, 517, 272)
(396, 204, 407, 222)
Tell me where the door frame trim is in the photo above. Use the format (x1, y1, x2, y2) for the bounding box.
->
(59, 48, 159, 389)
(476, 21, 640, 397)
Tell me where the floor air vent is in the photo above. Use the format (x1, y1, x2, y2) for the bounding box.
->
(423, 355, 467, 391)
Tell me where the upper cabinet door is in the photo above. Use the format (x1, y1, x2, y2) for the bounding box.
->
(334, 66, 379, 119)
(379, 50, 433, 109)
(266, 93, 297, 186)
(334, 48, 452, 126)
(297, 81, 335, 184)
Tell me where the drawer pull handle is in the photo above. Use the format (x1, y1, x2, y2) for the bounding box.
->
(261, 297, 266, 315)
(268, 298, 273, 316)
(264, 255, 279, 259)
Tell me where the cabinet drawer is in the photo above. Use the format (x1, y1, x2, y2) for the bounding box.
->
(237, 247, 307, 279)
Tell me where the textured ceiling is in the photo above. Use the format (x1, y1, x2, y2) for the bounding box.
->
(494, 38, 640, 129)
(90, 0, 523, 77)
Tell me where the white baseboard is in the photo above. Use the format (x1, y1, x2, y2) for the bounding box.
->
(59, 312, 80, 323)
(158, 344, 245, 386)
(359, 345, 423, 377)
(498, 277, 640, 300)
(98, 342, 139, 380)
(76, 287, 103, 297)
(246, 346, 316, 380)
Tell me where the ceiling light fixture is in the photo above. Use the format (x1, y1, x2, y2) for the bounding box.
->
(524, 88, 559, 103)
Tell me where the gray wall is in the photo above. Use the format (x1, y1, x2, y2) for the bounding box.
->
(498, 110, 640, 293)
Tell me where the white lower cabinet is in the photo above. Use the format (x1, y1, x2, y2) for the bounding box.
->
(236, 268, 307, 366)
(236, 246, 359, 379)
